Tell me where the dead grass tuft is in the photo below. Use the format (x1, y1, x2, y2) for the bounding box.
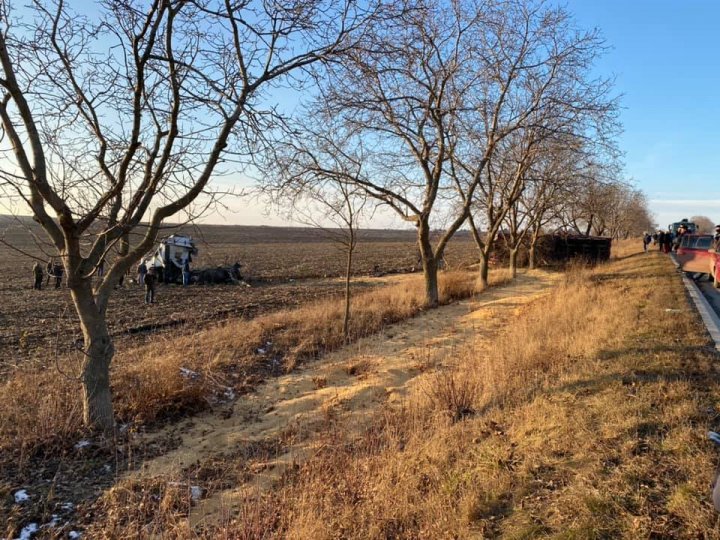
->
(82, 477, 193, 539)
(0, 370, 83, 465)
(425, 369, 479, 422)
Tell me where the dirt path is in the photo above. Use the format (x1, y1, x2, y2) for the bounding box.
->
(134, 269, 561, 527)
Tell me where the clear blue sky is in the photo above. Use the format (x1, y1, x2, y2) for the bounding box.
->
(234, 0, 720, 229)
(569, 0, 720, 229)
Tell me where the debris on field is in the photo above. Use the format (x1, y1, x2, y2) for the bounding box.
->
(16, 522, 38, 540)
(14, 489, 29, 503)
(179, 367, 200, 380)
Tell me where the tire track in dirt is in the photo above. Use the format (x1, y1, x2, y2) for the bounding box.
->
(133, 270, 562, 527)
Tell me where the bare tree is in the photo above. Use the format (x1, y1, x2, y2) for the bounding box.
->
(0, 0, 382, 432)
(449, 0, 618, 288)
(465, 131, 538, 285)
(521, 142, 583, 269)
(691, 216, 714, 233)
(268, 175, 367, 342)
(563, 178, 652, 239)
(282, 0, 492, 308)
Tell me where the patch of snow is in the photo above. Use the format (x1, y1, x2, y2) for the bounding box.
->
(224, 387, 235, 401)
(14, 489, 29, 503)
(16, 522, 38, 540)
(69, 532, 82, 539)
(256, 347, 267, 355)
(74, 439, 91, 450)
(167, 482, 203, 501)
(61, 502, 74, 511)
(179, 367, 199, 379)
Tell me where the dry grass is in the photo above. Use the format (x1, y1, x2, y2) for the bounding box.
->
(185, 245, 720, 538)
(17, 240, 719, 538)
(0, 270, 508, 469)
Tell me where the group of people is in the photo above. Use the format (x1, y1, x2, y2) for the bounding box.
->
(30, 258, 160, 305)
(641, 222, 720, 254)
(31, 257, 195, 306)
(643, 226, 690, 254)
(31, 259, 64, 290)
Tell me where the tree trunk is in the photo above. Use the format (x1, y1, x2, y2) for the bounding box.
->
(477, 251, 490, 290)
(418, 221, 439, 308)
(528, 236, 538, 270)
(72, 282, 115, 433)
(508, 247, 518, 278)
(528, 230, 540, 270)
(343, 247, 352, 342)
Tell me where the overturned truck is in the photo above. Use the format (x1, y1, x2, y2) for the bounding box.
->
(143, 234, 245, 285)
(144, 234, 198, 284)
(535, 234, 612, 266)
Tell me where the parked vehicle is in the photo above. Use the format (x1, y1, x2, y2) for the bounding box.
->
(709, 241, 720, 289)
(676, 233, 714, 278)
(669, 218, 697, 239)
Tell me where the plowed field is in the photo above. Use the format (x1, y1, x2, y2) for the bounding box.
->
(0, 219, 476, 374)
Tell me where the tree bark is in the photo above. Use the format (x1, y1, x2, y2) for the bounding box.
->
(418, 221, 439, 308)
(343, 247, 353, 342)
(71, 282, 115, 433)
(477, 251, 490, 291)
(508, 247, 518, 278)
(528, 230, 540, 270)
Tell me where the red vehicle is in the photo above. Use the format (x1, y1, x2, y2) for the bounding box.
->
(709, 240, 720, 288)
(676, 233, 714, 279)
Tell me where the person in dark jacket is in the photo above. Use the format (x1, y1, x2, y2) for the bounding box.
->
(657, 230, 665, 251)
(144, 267, 156, 304)
(642, 232, 652, 252)
(52, 261, 64, 289)
(137, 261, 148, 285)
(32, 262, 43, 290)
(662, 230, 673, 254)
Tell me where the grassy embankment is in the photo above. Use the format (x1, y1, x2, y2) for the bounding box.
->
(88, 242, 720, 538)
(1, 268, 508, 536)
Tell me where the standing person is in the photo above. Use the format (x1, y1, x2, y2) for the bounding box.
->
(673, 225, 686, 252)
(144, 267, 156, 304)
(652, 232, 658, 246)
(642, 232, 651, 252)
(52, 261, 64, 289)
(137, 261, 148, 285)
(182, 259, 191, 287)
(32, 261, 43, 290)
(713, 225, 720, 250)
(662, 229, 673, 254)
(657, 230, 665, 251)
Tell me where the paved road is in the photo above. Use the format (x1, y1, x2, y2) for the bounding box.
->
(692, 275, 720, 315)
